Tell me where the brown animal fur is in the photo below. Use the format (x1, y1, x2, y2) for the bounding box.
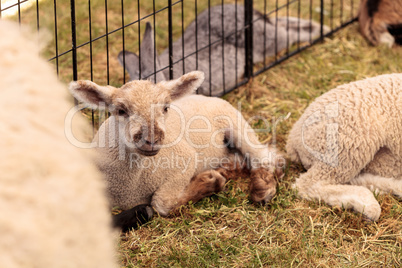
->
(358, 0, 402, 46)
(249, 168, 278, 203)
(176, 170, 227, 207)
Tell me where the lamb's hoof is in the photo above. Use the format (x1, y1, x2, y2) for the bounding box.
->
(249, 168, 277, 204)
(199, 170, 227, 192)
(361, 203, 381, 222)
(113, 204, 154, 232)
(185, 169, 227, 202)
(379, 32, 395, 48)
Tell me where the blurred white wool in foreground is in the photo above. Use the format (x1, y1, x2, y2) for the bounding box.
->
(0, 20, 117, 268)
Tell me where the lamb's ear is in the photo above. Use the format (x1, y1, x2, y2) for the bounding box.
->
(69, 80, 115, 109)
(118, 22, 166, 82)
(118, 50, 140, 81)
(140, 22, 159, 79)
(165, 71, 205, 100)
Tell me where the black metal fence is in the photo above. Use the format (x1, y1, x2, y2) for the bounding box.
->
(1, 0, 358, 95)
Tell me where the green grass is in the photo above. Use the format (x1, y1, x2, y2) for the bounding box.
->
(5, 0, 402, 267)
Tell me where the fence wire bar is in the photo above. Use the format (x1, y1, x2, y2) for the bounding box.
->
(153, 0, 157, 83)
(297, 0, 301, 50)
(244, 0, 254, 80)
(70, 0, 78, 106)
(275, 0, 279, 60)
(286, 1, 290, 57)
(263, 0, 267, 66)
(88, 0, 95, 134)
(208, 0, 212, 95)
(70, 0, 78, 82)
(17, 0, 21, 24)
(168, 0, 174, 80)
(88, 0, 93, 81)
(234, 0, 238, 89)
(105, 0, 110, 84)
(181, 0, 185, 76)
(195, 0, 199, 71)
(36, 0, 39, 32)
(121, 0, 126, 84)
(137, 0, 141, 79)
(221, 0, 225, 94)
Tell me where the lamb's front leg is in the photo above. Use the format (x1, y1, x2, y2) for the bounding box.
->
(151, 170, 226, 216)
(295, 165, 382, 221)
(350, 173, 402, 199)
(351, 148, 402, 198)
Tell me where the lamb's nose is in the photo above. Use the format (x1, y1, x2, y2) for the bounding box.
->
(145, 138, 159, 146)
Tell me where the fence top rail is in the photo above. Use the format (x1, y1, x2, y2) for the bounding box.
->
(0, 0, 29, 13)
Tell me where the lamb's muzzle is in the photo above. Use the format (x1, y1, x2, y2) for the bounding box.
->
(133, 125, 164, 156)
(136, 139, 161, 156)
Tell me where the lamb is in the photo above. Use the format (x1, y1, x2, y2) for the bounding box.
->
(0, 20, 152, 267)
(69, 71, 285, 216)
(358, 0, 402, 47)
(286, 74, 402, 221)
(118, 4, 326, 96)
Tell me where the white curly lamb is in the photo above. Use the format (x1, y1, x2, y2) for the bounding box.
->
(286, 74, 402, 221)
(0, 21, 118, 267)
(69, 72, 284, 216)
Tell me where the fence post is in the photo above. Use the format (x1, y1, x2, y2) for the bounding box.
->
(244, 0, 253, 80)
(320, 0, 324, 41)
(70, 0, 77, 81)
(70, 0, 78, 105)
(168, 0, 173, 80)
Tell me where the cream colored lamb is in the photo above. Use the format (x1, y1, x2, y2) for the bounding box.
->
(69, 72, 284, 216)
(0, 21, 118, 267)
(286, 74, 402, 221)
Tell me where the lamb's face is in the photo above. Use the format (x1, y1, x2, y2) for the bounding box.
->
(69, 71, 205, 157)
(111, 81, 171, 156)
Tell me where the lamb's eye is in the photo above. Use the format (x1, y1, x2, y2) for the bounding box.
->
(163, 105, 170, 113)
(118, 109, 127, 116)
